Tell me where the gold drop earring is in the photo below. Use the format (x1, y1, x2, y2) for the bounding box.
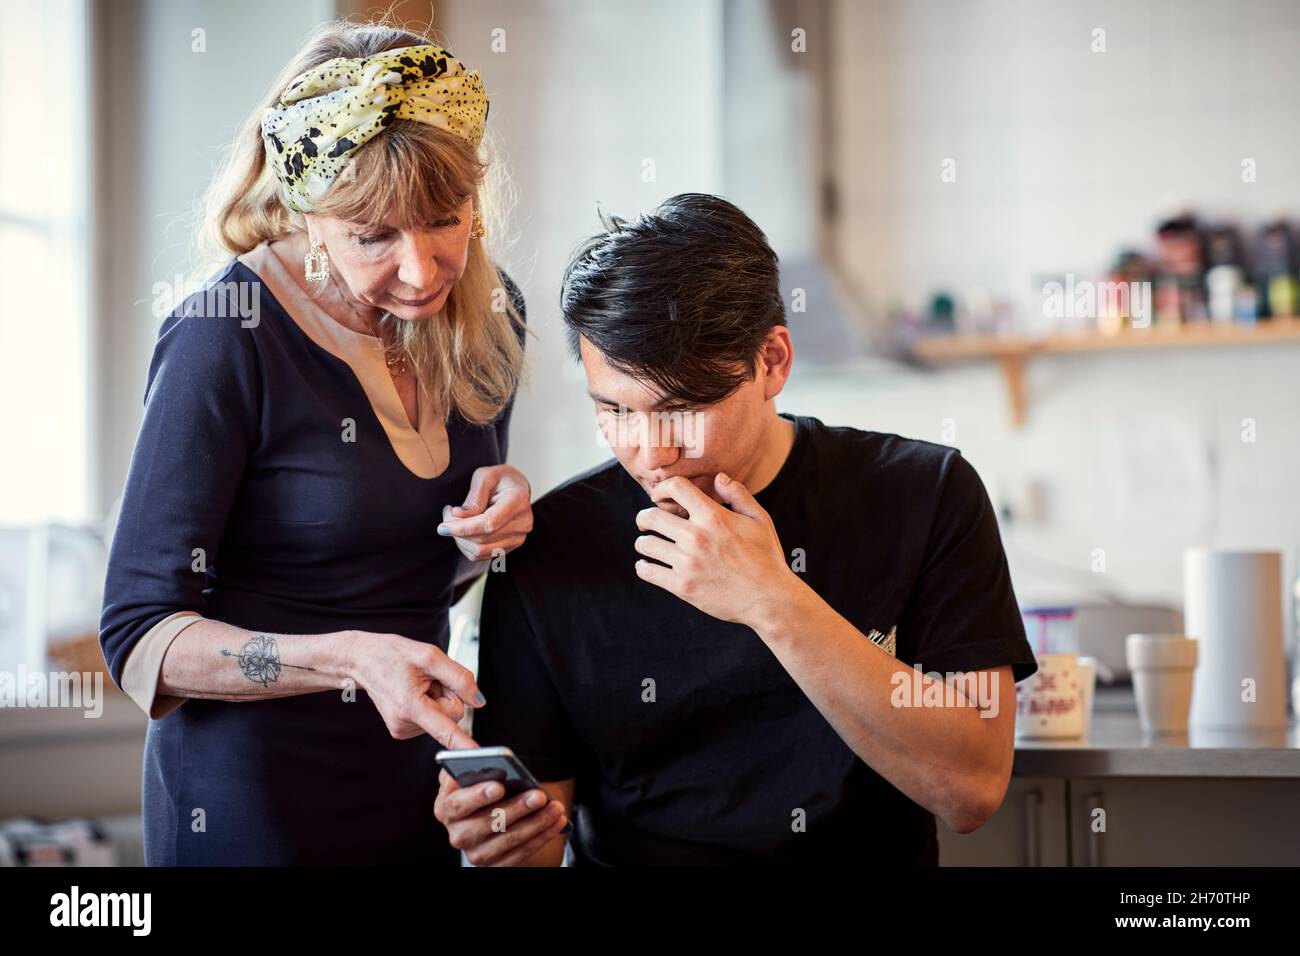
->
(469, 211, 486, 240)
(304, 238, 330, 283)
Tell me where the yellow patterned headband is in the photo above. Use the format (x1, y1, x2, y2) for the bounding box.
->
(261, 44, 488, 214)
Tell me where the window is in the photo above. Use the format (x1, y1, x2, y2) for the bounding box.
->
(0, 0, 91, 524)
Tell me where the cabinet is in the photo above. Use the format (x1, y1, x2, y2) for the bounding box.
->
(1066, 778, 1300, 866)
(938, 777, 1300, 866)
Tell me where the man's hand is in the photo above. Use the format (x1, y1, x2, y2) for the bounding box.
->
(439, 464, 534, 562)
(633, 473, 801, 627)
(434, 771, 570, 867)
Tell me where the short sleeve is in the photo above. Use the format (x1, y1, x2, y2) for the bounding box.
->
(473, 567, 584, 782)
(98, 284, 261, 692)
(895, 452, 1038, 684)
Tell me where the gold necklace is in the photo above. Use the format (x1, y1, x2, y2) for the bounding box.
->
(364, 313, 408, 377)
(382, 348, 409, 377)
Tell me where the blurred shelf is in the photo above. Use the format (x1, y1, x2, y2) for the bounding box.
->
(0, 689, 143, 743)
(910, 316, 1300, 426)
(912, 316, 1300, 359)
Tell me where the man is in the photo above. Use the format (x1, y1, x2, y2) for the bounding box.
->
(434, 193, 1038, 866)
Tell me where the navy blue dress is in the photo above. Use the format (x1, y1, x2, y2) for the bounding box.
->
(99, 256, 523, 865)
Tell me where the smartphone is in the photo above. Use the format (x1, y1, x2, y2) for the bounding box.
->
(436, 746, 544, 797)
(437, 747, 572, 838)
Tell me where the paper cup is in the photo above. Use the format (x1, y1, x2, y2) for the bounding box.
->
(1126, 634, 1197, 735)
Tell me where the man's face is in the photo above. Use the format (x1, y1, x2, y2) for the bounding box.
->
(579, 336, 775, 516)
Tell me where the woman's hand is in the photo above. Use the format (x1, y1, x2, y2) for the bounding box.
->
(345, 630, 483, 748)
(438, 464, 534, 562)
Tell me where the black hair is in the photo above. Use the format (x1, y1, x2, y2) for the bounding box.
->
(559, 193, 786, 405)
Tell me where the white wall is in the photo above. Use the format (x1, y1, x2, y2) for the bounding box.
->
(822, 0, 1300, 613)
(832, 0, 1300, 314)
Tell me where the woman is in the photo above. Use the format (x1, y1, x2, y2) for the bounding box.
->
(98, 21, 536, 865)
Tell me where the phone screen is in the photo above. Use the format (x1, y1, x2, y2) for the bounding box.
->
(437, 748, 542, 797)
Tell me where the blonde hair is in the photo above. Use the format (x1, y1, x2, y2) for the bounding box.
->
(192, 16, 524, 426)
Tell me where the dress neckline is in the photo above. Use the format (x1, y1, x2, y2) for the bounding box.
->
(234, 241, 451, 481)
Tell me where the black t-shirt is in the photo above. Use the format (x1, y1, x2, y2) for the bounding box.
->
(473, 414, 1037, 865)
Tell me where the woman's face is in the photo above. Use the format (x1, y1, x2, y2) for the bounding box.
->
(307, 195, 474, 321)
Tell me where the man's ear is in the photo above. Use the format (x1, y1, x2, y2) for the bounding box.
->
(759, 326, 794, 401)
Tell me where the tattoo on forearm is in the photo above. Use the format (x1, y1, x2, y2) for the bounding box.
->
(221, 634, 317, 686)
